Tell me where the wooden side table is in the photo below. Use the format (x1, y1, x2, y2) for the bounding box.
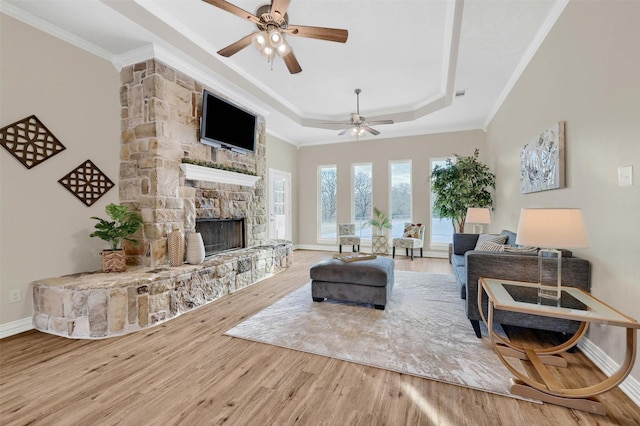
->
(372, 235, 388, 255)
(479, 277, 639, 415)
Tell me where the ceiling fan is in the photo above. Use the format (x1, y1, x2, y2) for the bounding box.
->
(324, 89, 394, 137)
(202, 0, 348, 74)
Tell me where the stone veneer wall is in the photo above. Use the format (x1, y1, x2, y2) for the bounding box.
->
(32, 242, 292, 338)
(119, 59, 267, 267)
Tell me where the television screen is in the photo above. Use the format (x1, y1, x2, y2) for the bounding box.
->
(200, 90, 257, 153)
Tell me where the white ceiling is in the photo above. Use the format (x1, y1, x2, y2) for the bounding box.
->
(1, 0, 567, 146)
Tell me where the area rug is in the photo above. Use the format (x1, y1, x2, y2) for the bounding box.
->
(225, 270, 531, 400)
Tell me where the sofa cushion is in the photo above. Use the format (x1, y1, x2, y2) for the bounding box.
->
(500, 229, 518, 247)
(453, 233, 480, 255)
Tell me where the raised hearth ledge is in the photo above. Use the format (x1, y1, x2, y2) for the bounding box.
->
(180, 163, 261, 187)
(32, 241, 292, 339)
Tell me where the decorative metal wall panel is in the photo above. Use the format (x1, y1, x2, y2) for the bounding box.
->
(58, 160, 114, 207)
(0, 115, 66, 169)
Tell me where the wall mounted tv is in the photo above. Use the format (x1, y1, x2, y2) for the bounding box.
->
(200, 89, 257, 153)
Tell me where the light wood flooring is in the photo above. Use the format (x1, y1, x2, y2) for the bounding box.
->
(1, 250, 639, 425)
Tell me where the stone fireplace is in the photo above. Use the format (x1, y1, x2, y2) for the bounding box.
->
(30, 58, 292, 339)
(118, 59, 267, 267)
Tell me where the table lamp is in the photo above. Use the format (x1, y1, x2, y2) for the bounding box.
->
(515, 208, 589, 300)
(465, 207, 491, 233)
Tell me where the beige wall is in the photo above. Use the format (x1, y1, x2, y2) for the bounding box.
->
(0, 15, 121, 325)
(486, 0, 640, 381)
(265, 134, 298, 243)
(296, 131, 486, 249)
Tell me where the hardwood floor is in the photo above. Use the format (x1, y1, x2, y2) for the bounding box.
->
(1, 250, 639, 425)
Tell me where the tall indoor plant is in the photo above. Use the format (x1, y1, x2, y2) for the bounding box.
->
(90, 203, 143, 272)
(430, 148, 495, 233)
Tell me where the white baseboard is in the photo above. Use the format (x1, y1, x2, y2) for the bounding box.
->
(0, 317, 33, 339)
(578, 337, 640, 407)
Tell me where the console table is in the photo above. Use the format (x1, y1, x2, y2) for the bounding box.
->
(479, 277, 639, 415)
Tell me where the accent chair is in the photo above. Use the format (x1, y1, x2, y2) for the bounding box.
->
(338, 223, 361, 253)
(392, 223, 425, 260)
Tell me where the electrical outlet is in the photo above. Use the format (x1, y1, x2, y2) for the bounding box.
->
(9, 289, 21, 303)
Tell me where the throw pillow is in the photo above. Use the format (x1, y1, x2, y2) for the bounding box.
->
(476, 241, 505, 252)
(504, 245, 538, 254)
(474, 234, 507, 250)
(403, 223, 422, 238)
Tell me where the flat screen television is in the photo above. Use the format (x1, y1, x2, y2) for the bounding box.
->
(200, 89, 257, 153)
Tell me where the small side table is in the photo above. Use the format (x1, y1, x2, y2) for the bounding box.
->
(479, 277, 639, 415)
(372, 235, 388, 255)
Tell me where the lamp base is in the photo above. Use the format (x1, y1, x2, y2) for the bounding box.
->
(538, 248, 562, 301)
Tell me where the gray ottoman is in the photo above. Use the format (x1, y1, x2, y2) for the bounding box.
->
(310, 256, 395, 310)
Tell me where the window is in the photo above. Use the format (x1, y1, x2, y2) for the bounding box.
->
(353, 163, 372, 239)
(390, 160, 412, 238)
(318, 165, 337, 240)
(430, 157, 455, 245)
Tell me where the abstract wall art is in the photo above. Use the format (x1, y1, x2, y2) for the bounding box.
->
(520, 121, 565, 194)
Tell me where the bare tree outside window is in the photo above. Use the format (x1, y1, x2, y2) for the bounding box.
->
(319, 166, 337, 239)
(390, 161, 412, 238)
(353, 164, 372, 238)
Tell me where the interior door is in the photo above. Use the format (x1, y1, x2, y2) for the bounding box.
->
(269, 168, 291, 240)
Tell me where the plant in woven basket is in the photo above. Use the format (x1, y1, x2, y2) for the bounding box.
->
(90, 203, 142, 272)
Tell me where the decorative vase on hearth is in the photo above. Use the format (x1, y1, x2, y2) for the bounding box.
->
(186, 232, 205, 265)
(168, 225, 185, 267)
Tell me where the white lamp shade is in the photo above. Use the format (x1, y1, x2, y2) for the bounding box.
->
(515, 208, 589, 248)
(465, 207, 491, 224)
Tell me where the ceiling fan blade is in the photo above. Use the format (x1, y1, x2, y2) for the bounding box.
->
(282, 51, 302, 74)
(363, 126, 380, 136)
(338, 128, 351, 136)
(270, 0, 291, 18)
(217, 33, 255, 57)
(284, 25, 348, 43)
(323, 121, 353, 126)
(201, 0, 260, 24)
(366, 119, 394, 125)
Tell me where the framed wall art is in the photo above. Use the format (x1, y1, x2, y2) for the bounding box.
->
(520, 121, 565, 194)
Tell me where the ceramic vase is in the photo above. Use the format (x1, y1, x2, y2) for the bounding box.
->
(186, 232, 205, 265)
(168, 226, 185, 267)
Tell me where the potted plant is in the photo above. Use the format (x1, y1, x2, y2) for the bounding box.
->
(367, 207, 392, 236)
(430, 148, 495, 233)
(90, 203, 143, 272)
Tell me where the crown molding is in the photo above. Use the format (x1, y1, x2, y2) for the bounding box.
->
(0, 1, 115, 63)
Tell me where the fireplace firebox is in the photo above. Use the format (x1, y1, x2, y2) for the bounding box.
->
(195, 218, 245, 256)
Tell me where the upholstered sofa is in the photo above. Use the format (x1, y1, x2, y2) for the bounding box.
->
(451, 230, 591, 338)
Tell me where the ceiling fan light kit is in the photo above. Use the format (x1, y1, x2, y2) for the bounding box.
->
(204, 0, 348, 74)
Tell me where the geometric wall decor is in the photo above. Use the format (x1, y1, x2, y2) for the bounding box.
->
(58, 160, 115, 207)
(0, 115, 66, 169)
(520, 121, 566, 194)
